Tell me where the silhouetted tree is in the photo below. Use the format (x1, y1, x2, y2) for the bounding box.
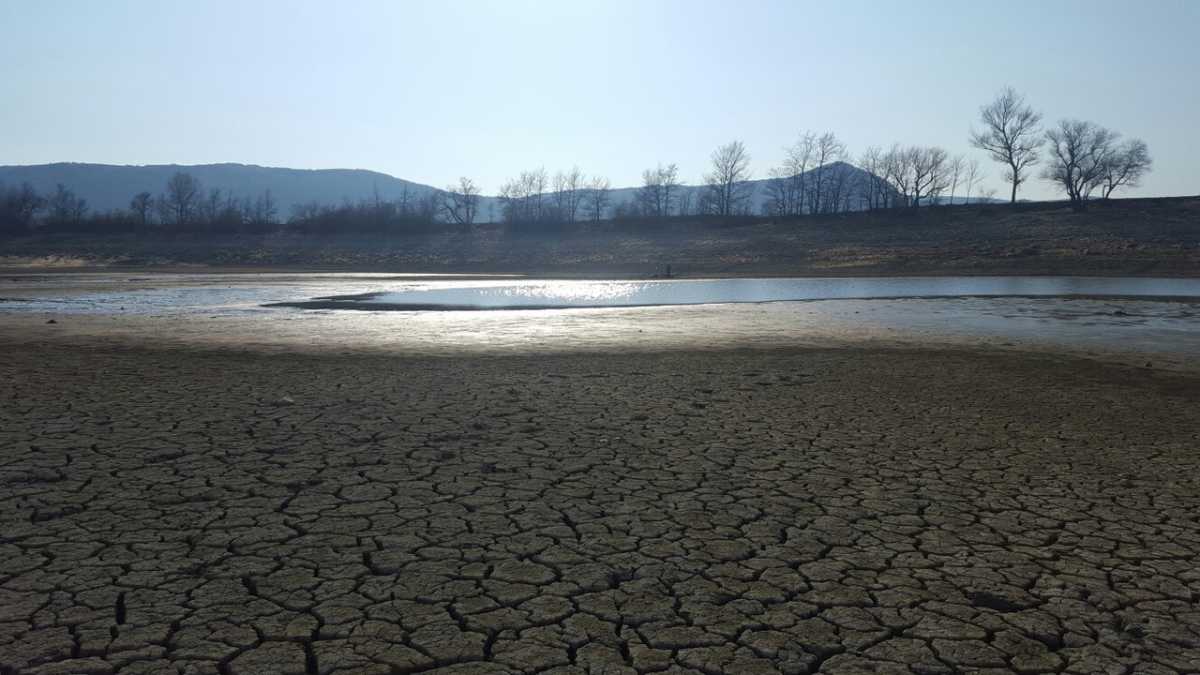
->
(164, 172, 201, 225)
(249, 190, 277, 226)
(882, 145, 913, 206)
(703, 140, 753, 216)
(1042, 119, 1119, 211)
(552, 167, 585, 223)
(856, 146, 891, 210)
(498, 168, 549, 225)
(963, 159, 984, 203)
(808, 132, 845, 214)
(130, 192, 153, 227)
(442, 177, 480, 226)
(765, 132, 816, 216)
(945, 155, 966, 205)
(636, 163, 682, 218)
(970, 87, 1043, 204)
(0, 182, 45, 233)
(46, 184, 88, 227)
(1100, 138, 1152, 199)
(908, 147, 950, 207)
(584, 176, 611, 222)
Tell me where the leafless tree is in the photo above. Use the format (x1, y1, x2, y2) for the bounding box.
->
(857, 146, 891, 210)
(637, 163, 682, 218)
(584, 176, 611, 222)
(962, 159, 984, 203)
(765, 132, 816, 216)
(969, 87, 1044, 204)
(883, 145, 913, 207)
(946, 155, 966, 205)
(442, 176, 480, 226)
(129, 192, 153, 226)
(197, 188, 224, 225)
(498, 168, 549, 224)
(552, 167, 586, 223)
(165, 171, 201, 225)
(807, 132, 845, 214)
(1100, 138, 1152, 199)
(763, 167, 792, 217)
(703, 140, 753, 217)
(677, 189, 695, 217)
(46, 184, 88, 226)
(908, 146, 950, 207)
(250, 190, 277, 225)
(1042, 119, 1120, 211)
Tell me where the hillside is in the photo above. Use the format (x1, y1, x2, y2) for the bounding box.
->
(0, 163, 442, 216)
(0, 161, 898, 221)
(2, 197, 1197, 277)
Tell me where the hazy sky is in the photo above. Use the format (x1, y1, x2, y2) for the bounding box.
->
(2, 0, 1197, 199)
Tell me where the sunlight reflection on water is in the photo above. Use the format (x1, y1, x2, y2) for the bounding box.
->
(335, 277, 1200, 310)
(2, 274, 1198, 370)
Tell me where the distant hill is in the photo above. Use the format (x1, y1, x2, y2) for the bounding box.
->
(0, 161, 902, 221)
(0, 163, 444, 218)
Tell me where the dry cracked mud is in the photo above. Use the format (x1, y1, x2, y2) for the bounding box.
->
(2, 344, 1199, 674)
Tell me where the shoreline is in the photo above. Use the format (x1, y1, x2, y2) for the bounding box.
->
(5, 263, 1200, 279)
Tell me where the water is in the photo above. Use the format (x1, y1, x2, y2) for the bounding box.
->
(3, 273, 1198, 369)
(282, 276, 1200, 311)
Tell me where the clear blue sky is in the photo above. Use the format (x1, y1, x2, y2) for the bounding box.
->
(2, 0, 1197, 199)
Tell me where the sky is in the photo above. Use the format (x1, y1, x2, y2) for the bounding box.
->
(2, 0, 1198, 199)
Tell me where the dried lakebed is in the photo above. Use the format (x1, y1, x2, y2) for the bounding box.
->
(2, 345, 1199, 674)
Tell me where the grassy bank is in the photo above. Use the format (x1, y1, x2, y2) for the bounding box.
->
(2, 196, 1198, 276)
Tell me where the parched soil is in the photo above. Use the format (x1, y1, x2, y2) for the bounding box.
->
(2, 345, 1199, 674)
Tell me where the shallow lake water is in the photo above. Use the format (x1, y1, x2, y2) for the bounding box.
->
(3, 273, 1198, 370)
(284, 276, 1200, 310)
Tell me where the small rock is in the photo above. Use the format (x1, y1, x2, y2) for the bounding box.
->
(46, 319, 57, 324)
(274, 396, 295, 406)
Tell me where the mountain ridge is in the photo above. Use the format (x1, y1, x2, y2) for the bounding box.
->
(1, 160, 924, 220)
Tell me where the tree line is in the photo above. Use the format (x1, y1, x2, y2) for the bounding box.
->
(0, 173, 450, 237)
(0, 173, 284, 236)
(1, 86, 1153, 236)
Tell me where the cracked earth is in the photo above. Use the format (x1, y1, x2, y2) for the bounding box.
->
(2, 345, 1199, 674)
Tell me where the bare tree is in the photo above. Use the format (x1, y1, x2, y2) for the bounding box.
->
(637, 163, 682, 218)
(883, 145, 913, 207)
(165, 171, 201, 225)
(946, 155, 966, 205)
(498, 168, 549, 224)
(442, 176, 480, 226)
(677, 189, 694, 217)
(47, 184, 88, 226)
(703, 140, 754, 217)
(962, 159, 984, 203)
(250, 190, 277, 225)
(969, 87, 1043, 204)
(129, 192, 153, 226)
(551, 167, 586, 223)
(908, 146, 950, 208)
(765, 132, 816, 216)
(584, 176, 611, 222)
(1042, 119, 1119, 211)
(1100, 138, 1152, 199)
(808, 132, 845, 214)
(857, 146, 891, 210)
(198, 188, 223, 225)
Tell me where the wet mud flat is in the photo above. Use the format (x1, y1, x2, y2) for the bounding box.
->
(2, 344, 1199, 674)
